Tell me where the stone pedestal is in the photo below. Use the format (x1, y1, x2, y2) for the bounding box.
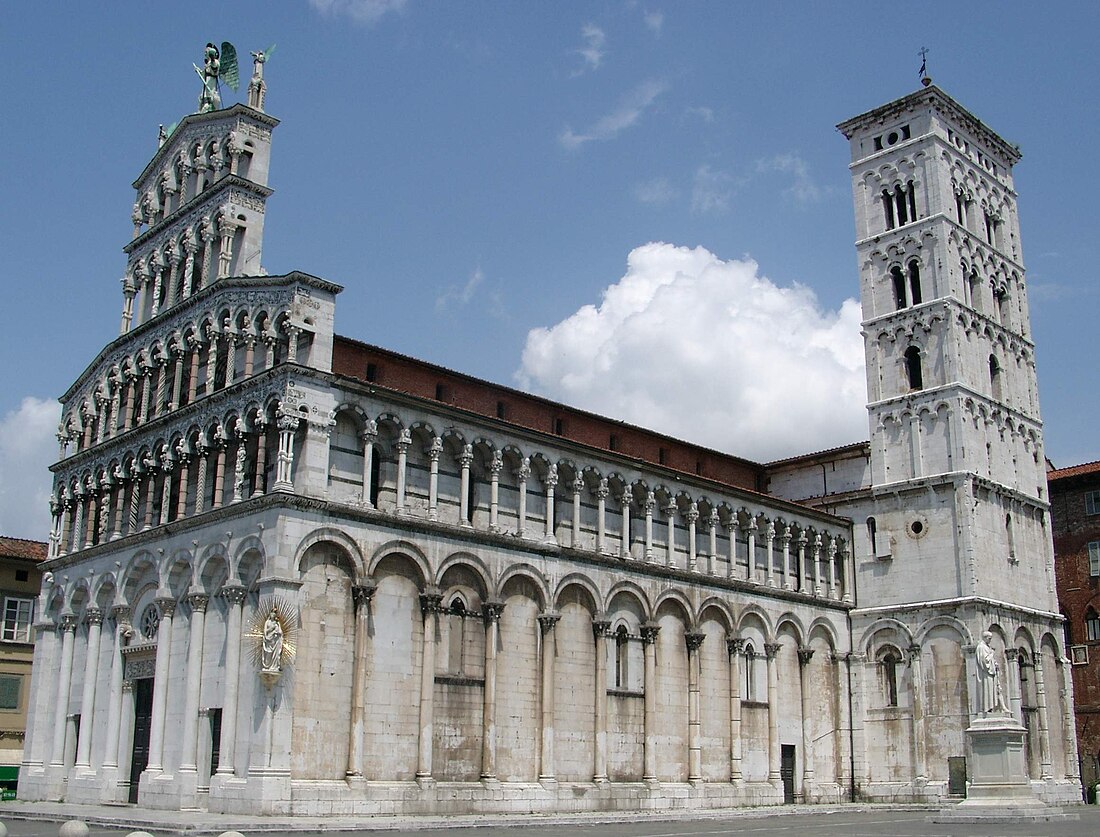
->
(931, 713, 1077, 823)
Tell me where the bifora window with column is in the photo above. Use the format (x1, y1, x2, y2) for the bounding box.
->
(881, 180, 919, 231)
(889, 260, 923, 310)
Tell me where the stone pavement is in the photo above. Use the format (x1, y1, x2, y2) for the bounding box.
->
(0, 802, 1096, 836)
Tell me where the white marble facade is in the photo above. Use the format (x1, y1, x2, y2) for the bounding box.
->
(17, 74, 1079, 814)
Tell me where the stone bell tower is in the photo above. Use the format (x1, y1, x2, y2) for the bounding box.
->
(837, 82, 1054, 615)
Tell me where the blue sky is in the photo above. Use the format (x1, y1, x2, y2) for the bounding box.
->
(1, 2, 1097, 539)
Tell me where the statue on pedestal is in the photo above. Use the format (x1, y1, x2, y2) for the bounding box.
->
(975, 630, 1009, 714)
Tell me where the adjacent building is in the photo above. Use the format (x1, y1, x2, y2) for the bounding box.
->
(0, 536, 47, 796)
(1050, 460, 1100, 795)
(16, 55, 1080, 815)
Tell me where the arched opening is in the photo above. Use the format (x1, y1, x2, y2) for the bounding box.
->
(990, 354, 1002, 401)
(446, 596, 467, 673)
(891, 266, 907, 309)
(615, 624, 629, 689)
(1087, 608, 1100, 642)
(743, 642, 757, 701)
(879, 649, 900, 707)
(904, 346, 923, 390)
(866, 517, 878, 557)
(907, 259, 922, 305)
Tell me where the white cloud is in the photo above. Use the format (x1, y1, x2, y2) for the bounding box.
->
(0, 396, 60, 541)
(308, 0, 407, 25)
(756, 153, 822, 206)
(559, 79, 668, 150)
(574, 24, 606, 74)
(633, 176, 678, 206)
(436, 266, 485, 313)
(691, 164, 734, 214)
(643, 9, 664, 34)
(517, 243, 867, 462)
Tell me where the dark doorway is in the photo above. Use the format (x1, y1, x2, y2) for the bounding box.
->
(128, 678, 154, 804)
(208, 707, 223, 776)
(948, 756, 967, 796)
(780, 744, 796, 803)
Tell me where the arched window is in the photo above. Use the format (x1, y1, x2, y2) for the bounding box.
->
(1087, 608, 1100, 642)
(905, 346, 923, 390)
(882, 189, 896, 231)
(880, 649, 900, 707)
(466, 469, 476, 524)
(907, 260, 922, 305)
(447, 597, 467, 672)
(743, 643, 757, 701)
(368, 448, 381, 507)
(1006, 513, 1016, 561)
(866, 517, 878, 557)
(894, 184, 909, 226)
(969, 270, 982, 313)
(891, 266, 907, 309)
(989, 355, 1002, 401)
(615, 625, 629, 689)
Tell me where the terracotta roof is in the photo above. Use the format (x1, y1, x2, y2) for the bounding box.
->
(1047, 460, 1100, 482)
(0, 536, 47, 562)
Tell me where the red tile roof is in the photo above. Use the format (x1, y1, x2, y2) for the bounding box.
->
(1047, 460, 1100, 482)
(0, 536, 47, 562)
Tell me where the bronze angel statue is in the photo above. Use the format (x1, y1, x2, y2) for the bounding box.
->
(195, 41, 240, 113)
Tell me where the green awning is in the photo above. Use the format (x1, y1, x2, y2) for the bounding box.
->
(0, 766, 19, 782)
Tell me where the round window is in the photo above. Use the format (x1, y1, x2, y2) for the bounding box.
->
(911, 520, 923, 535)
(139, 603, 160, 640)
(887, 131, 900, 146)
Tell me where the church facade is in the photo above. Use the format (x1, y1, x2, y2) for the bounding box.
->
(16, 58, 1080, 815)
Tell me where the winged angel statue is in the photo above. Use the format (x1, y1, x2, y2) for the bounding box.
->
(195, 41, 240, 113)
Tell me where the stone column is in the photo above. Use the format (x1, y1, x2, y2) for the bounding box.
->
(110, 470, 126, 540)
(152, 357, 167, 418)
(193, 442, 209, 514)
(780, 526, 792, 590)
(186, 340, 201, 402)
(146, 597, 176, 773)
(644, 491, 655, 562)
(811, 534, 823, 596)
(571, 476, 584, 547)
(117, 680, 136, 787)
(832, 653, 852, 798)
(686, 509, 699, 572)
(212, 439, 227, 507)
(745, 517, 757, 582)
(642, 621, 660, 782)
(347, 582, 376, 778)
(231, 432, 248, 503)
(797, 646, 815, 797)
(223, 325, 237, 386)
(1032, 651, 1053, 779)
(727, 637, 744, 784)
(58, 499, 72, 557)
(847, 652, 869, 788)
(796, 532, 808, 593)
(664, 502, 677, 566)
(460, 444, 475, 528)
(1060, 657, 1079, 779)
(361, 423, 378, 507)
(216, 585, 246, 775)
(181, 241, 197, 299)
(168, 349, 185, 412)
(394, 429, 411, 515)
(708, 510, 720, 573)
(840, 542, 853, 603)
(542, 468, 557, 542)
(102, 607, 131, 776)
(592, 618, 610, 782)
(158, 453, 175, 525)
(1005, 648, 1023, 725)
(686, 631, 705, 783)
(480, 601, 504, 780)
(765, 521, 776, 586)
(427, 437, 441, 521)
(74, 608, 104, 768)
(137, 368, 152, 425)
(488, 451, 502, 530)
(176, 451, 191, 518)
(416, 589, 442, 783)
(252, 422, 268, 496)
(50, 616, 77, 767)
(596, 479, 609, 552)
(179, 593, 209, 773)
(83, 486, 97, 549)
(909, 644, 926, 781)
(764, 642, 781, 787)
(516, 458, 530, 538)
(537, 612, 560, 783)
(826, 536, 838, 599)
(217, 217, 235, 279)
(621, 492, 634, 559)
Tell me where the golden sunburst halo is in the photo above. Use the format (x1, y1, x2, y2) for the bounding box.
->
(245, 594, 300, 671)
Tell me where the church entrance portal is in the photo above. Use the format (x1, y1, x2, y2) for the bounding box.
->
(781, 744, 796, 803)
(127, 679, 154, 804)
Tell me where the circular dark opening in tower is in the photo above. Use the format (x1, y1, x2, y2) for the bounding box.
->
(911, 520, 924, 535)
(887, 131, 900, 146)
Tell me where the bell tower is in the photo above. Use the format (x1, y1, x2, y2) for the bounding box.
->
(837, 83, 1054, 612)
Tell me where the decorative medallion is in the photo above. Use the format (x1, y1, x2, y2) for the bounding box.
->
(245, 595, 299, 686)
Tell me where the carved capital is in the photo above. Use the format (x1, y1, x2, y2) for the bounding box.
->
(220, 584, 247, 607)
(419, 589, 443, 616)
(352, 580, 377, 609)
(685, 631, 706, 651)
(591, 618, 612, 639)
(59, 614, 77, 633)
(155, 597, 177, 619)
(641, 622, 661, 645)
(797, 647, 814, 667)
(481, 600, 506, 624)
(537, 612, 561, 634)
(763, 642, 781, 660)
(84, 607, 104, 628)
(187, 593, 209, 613)
(908, 644, 922, 662)
(726, 636, 745, 656)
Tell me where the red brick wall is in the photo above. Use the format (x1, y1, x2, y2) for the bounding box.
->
(1050, 466, 1100, 784)
(331, 336, 764, 492)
